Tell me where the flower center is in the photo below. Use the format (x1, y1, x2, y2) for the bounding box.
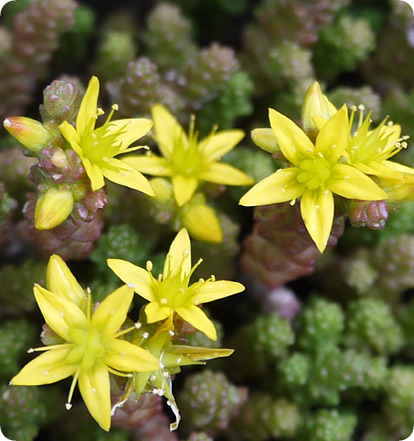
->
(66, 326, 106, 370)
(297, 157, 331, 190)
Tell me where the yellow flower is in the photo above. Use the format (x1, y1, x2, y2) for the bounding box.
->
(240, 106, 387, 253)
(10, 258, 159, 432)
(107, 228, 245, 340)
(59, 76, 155, 195)
(344, 105, 413, 179)
(124, 104, 253, 207)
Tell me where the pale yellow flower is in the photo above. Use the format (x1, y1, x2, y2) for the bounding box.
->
(124, 104, 253, 206)
(59, 76, 155, 195)
(108, 228, 244, 340)
(11, 256, 159, 431)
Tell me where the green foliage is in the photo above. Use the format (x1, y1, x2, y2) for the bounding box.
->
(314, 14, 376, 81)
(0, 319, 37, 379)
(304, 409, 358, 441)
(297, 297, 345, 353)
(344, 298, 404, 355)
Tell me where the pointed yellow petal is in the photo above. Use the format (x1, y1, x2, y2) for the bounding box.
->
(105, 339, 159, 372)
(300, 188, 334, 253)
(199, 163, 254, 186)
(34, 285, 87, 341)
(107, 118, 153, 150)
(101, 158, 155, 196)
(92, 285, 134, 335)
(268, 108, 314, 165)
(77, 76, 99, 138)
(315, 105, 348, 162)
(329, 164, 387, 200)
(199, 130, 245, 162)
(59, 121, 82, 157)
(360, 160, 414, 178)
(172, 175, 198, 206)
(176, 305, 217, 340)
(107, 259, 155, 301)
(46, 255, 85, 306)
(192, 280, 244, 304)
(145, 302, 171, 323)
(78, 365, 111, 431)
(151, 104, 184, 159)
(180, 201, 223, 244)
(239, 168, 304, 206)
(165, 228, 192, 277)
(123, 154, 172, 176)
(10, 347, 76, 385)
(82, 156, 105, 191)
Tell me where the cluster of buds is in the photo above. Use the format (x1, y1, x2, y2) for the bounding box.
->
(3, 79, 107, 259)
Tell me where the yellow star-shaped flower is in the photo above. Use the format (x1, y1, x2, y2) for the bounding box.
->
(108, 228, 245, 340)
(240, 106, 387, 253)
(10, 257, 159, 432)
(59, 76, 155, 195)
(124, 104, 254, 206)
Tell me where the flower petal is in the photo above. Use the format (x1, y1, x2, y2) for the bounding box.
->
(78, 364, 111, 431)
(172, 175, 198, 207)
(315, 105, 348, 162)
(59, 121, 83, 157)
(10, 347, 76, 385)
(123, 154, 172, 176)
(34, 285, 87, 341)
(269, 108, 314, 165)
(107, 259, 155, 302)
(92, 285, 134, 336)
(144, 302, 171, 323)
(101, 158, 155, 196)
(105, 339, 159, 372)
(77, 76, 99, 138)
(239, 168, 304, 206)
(176, 304, 217, 340)
(151, 104, 184, 159)
(46, 255, 85, 306)
(191, 280, 245, 304)
(165, 228, 192, 277)
(329, 164, 387, 200)
(300, 188, 334, 253)
(198, 130, 244, 162)
(107, 118, 153, 150)
(199, 163, 254, 186)
(82, 156, 105, 191)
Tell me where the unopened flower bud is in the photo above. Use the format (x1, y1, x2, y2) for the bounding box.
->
(3, 117, 53, 152)
(150, 178, 173, 203)
(180, 196, 223, 243)
(34, 186, 74, 230)
(301, 81, 337, 134)
(348, 200, 389, 230)
(251, 128, 279, 154)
